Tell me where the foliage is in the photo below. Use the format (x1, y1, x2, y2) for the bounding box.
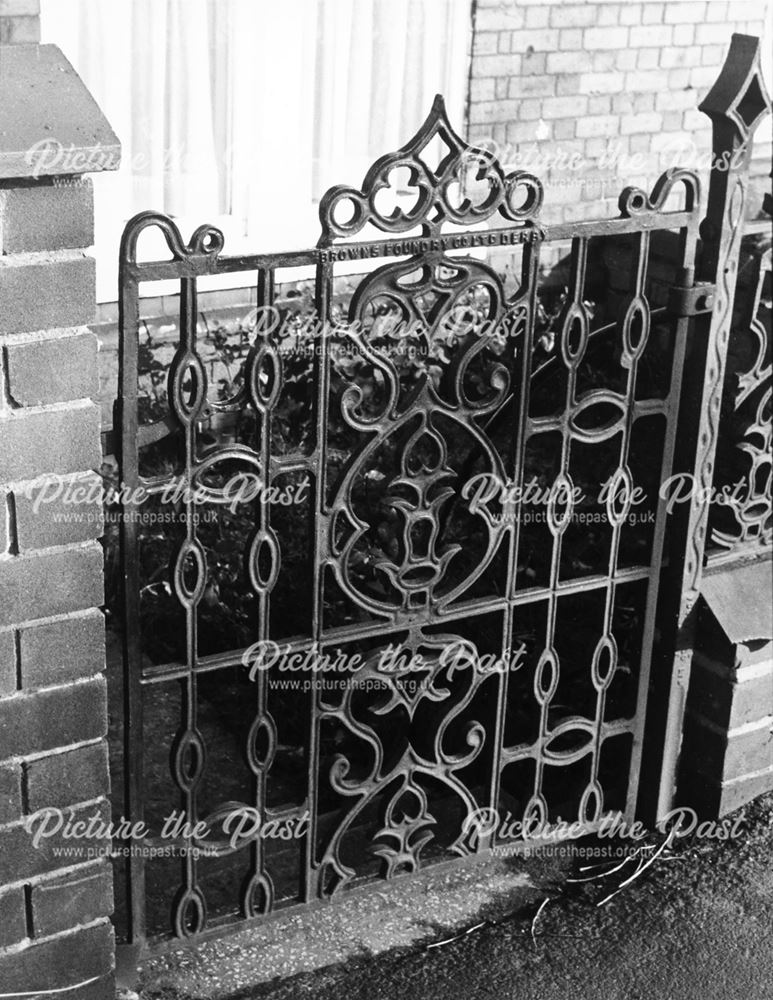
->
(103, 272, 655, 680)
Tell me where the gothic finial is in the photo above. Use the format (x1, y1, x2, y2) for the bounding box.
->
(699, 33, 771, 140)
(318, 93, 543, 241)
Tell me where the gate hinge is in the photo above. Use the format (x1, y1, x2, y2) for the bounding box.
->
(667, 281, 716, 318)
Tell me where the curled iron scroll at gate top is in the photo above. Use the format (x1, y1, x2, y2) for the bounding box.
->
(114, 36, 769, 956)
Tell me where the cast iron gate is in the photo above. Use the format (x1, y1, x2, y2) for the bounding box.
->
(113, 36, 769, 957)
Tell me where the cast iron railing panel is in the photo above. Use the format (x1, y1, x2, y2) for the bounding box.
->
(114, 36, 770, 954)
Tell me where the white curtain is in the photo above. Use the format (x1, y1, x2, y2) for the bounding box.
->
(312, 0, 469, 198)
(40, 0, 471, 287)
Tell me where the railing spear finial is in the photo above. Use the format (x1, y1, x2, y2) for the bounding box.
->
(699, 33, 771, 141)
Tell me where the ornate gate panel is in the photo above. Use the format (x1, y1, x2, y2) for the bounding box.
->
(113, 37, 769, 956)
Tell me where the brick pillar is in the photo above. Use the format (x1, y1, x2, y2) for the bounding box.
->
(0, 0, 39, 45)
(0, 43, 119, 998)
(679, 561, 773, 816)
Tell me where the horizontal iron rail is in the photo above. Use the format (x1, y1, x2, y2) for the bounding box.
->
(138, 564, 661, 685)
(122, 211, 699, 282)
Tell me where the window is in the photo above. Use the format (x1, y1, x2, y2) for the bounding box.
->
(41, 0, 472, 301)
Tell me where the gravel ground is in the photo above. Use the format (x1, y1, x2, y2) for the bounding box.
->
(141, 791, 773, 1000)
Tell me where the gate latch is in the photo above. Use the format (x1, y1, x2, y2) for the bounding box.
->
(667, 280, 716, 318)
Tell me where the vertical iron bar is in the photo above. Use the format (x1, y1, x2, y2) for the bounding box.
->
(489, 236, 542, 843)
(303, 254, 332, 900)
(245, 265, 275, 916)
(179, 277, 201, 930)
(117, 238, 146, 965)
(651, 35, 771, 820)
(627, 208, 700, 818)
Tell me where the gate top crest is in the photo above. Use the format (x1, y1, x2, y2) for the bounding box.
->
(318, 94, 544, 241)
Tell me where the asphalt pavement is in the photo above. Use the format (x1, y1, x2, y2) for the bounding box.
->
(141, 792, 773, 1000)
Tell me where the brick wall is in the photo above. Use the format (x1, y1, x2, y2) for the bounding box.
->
(0, 43, 118, 1000)
(0, 0, 39, 43)
(468, 0, 772, 226)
